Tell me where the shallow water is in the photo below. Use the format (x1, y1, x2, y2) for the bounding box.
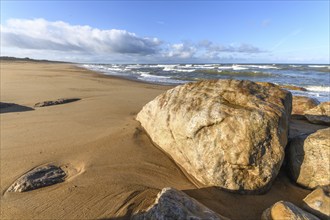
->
(81, 63, 330, 102)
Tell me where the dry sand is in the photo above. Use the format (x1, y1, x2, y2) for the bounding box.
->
(0, 61, 312, 219)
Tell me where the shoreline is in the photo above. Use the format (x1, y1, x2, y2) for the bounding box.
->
(73, 63, 176, 88)
(0, 61, 321, 219)
(77, 62, 330, 103)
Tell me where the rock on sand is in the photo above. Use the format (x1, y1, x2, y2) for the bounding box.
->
(292, 96, 319, 118)
(132, 187, 229, 220)
(303, 186, 330, 220)
(262, 201, 320, 220)
(304, 102, 330, 125)
(288, 128, 330, 189)
(137, 79, 292, 193)
(34, 98, 80, 107)
(7, 164, 66, 192)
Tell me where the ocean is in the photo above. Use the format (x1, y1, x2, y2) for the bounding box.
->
(81, 63, 330, 102)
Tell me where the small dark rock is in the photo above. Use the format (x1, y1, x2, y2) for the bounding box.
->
(7, 165, 66, 192)
(34, 98, 80, 107)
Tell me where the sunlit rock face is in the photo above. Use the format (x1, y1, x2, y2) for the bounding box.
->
(261, 201, 320, 220)
(137, 79, 292, 193)
(304, 102, 330, 125)
(288, 128, 330, 189)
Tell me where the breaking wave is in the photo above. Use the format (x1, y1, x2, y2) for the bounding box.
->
(80, 63, 330, 102)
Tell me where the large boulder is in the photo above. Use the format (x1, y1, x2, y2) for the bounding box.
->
(288, 128, 330, 189)
(137, 79, 292, 193)
(304, 102, 330, 125)
(261, 201, 320, 220)
(292, 96, 319, 118)
(303, 186, 330, 220)
(132, 187, 229, 220)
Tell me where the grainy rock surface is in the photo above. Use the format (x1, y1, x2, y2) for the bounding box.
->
(304, 102, 330, 125)
(261, 201, 320, 220)
(34, 98, 80, 107)
(132, 187, 229, 220)
(292, 96, 320, 117)
(137, 79, 292, 193)
(303, 186, 330, 220)
(288, 128, 330, 189)
(7, 165, 66, 192)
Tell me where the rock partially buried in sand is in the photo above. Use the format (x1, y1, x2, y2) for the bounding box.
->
(132, 187, 229, 220)
(137, 79, 292, 193)
(288, 128, 330, 189)
(261, 201, 320, 220)
(303, 186, 330, 220)
(34, 98, 80, 107)
(292, 96, 320, 118)
(304, 102, 330, 125)
(7, 165, 66, 192)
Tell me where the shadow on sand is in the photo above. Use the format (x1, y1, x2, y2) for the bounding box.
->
(97, 169, 311, 220)
(99, 215, 130, 220)
(122, 123, 314, 220)
(0, 102, 34, 114)
(182, 169, 311, 220)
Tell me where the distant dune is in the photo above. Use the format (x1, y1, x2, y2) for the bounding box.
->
(0, 56, 70, 63)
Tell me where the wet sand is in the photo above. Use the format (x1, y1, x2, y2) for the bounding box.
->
(0, 61, 312, 219)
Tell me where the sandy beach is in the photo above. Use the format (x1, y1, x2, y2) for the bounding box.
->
(0, 61, 316, 219)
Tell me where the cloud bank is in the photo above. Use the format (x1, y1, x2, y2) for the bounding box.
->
(1, 18, 161, 54)
(1, 18, 265, 63)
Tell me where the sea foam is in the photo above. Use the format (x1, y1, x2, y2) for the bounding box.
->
(305, 86, 330, 92)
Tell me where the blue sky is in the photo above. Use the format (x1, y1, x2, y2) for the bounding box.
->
(1, 1, 329, 63)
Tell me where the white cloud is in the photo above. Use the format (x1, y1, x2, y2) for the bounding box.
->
(1, 18, 266, 63)
(198, 40, 264, 53)
(1, 18, 162, 55)
(165, 43, 196, 59)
